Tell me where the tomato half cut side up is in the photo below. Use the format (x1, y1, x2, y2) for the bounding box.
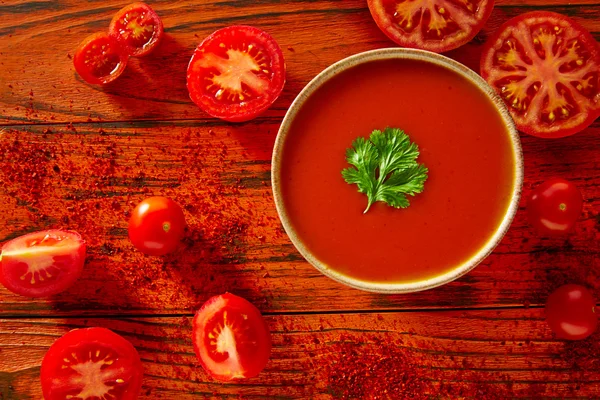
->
(73, 32, 128, 85)
(193, 293, 272, 381)
(0, 230, 86, 297)
(41, 327, 143, 400)
(481, 11, 600, 138)
(109, 2, 164, 57)
(187, 25, 286, 122)
(367, 0, 494, 53)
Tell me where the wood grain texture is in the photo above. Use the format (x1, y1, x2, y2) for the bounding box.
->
(0, 0, 599, 125)
(1, 0, 600, 398)
(0, 122, 598, 316)
(1, 309, 600, 399)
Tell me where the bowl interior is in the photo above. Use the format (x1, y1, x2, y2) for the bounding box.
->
(272, 48, 523, 293)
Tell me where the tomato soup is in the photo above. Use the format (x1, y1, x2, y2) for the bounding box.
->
(278, 58, 516, 284)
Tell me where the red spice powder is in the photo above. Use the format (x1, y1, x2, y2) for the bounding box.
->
(0, 124, 278, 311)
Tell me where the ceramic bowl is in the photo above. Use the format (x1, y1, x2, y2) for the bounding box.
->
(271, 48, 524, 293)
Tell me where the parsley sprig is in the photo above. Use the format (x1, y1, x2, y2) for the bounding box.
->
(341, 128, 428, 213)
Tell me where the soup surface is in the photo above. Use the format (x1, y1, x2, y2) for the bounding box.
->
(279, 58, 516, 283)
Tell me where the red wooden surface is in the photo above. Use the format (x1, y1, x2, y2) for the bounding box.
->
(1, 0, 599, 398)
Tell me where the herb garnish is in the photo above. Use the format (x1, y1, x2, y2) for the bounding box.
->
(341, 128, 428, 213)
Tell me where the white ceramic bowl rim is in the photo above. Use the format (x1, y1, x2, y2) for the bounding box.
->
(272, 48, 524, 294)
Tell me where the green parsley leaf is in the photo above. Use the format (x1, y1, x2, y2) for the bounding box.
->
(341, 127, 428, 213)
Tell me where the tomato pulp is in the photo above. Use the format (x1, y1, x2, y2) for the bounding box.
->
(481, 11, 600, 138)
(0, 230, 86, 297)
(41, 327, 143, 400)
(187, 25, 286, 122)
(368, 0, 494, 53)
(109, 2, 164, 57)
(193, 293, 271, 381)
(278, 58, 517, 284)
(73, 32, 128, 85)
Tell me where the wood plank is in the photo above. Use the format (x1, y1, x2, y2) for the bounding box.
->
(1, 0, 599, 124)
(1, 309, 599, 399)
(0, 122, 598, 315)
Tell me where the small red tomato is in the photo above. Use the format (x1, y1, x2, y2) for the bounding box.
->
(41, 327, 143, 400)
(527, 178, 583, 236)
(128, 196, 186, 256)
(193, 293, 272, 381)
(187, 25, 286, 122)
(546, 284, 597, 340)
(73, 32, 128, 85)
(109, 2, 164, 57)
(0, 230, 86, 297)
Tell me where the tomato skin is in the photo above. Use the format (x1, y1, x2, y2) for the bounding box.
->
(0, 230, 86, 298)
(41, 327, 143, 400)
(73, 32, 128, 85)
(193, 293, 272, 381)
(128, 196, 186, 256)
(367, 0, 495, 53)
(480, 11, 600, 138)
(546, 284, 597, 340)
(187, 25, 286, 122)
(109, 2, 164, 57)
(527, 178, 583, 237)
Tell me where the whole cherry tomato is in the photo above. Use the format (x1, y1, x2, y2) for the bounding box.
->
(546, 284, 597, 340)
(527, 178, 583, 236)
(128, 196, 186, 256)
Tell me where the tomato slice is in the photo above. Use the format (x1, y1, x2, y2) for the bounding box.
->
(41, 327, 143, 400)
(193, 293, 271, 381)
(0, 230, 86, 297)
(109, 2, 164, 57)
(481, 11, 600, 138)
(187, 25, 286, 122)
(367, 0, 494, 53)
(73, 32, 128, 85)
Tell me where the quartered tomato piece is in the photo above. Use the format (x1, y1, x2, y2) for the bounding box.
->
(73, 32, 128, 85)
(481, 11, 600, 138)
(187, 25, 286, 122)
(193, 293, 271, 381)
(41, 327, 143, 400)
(0, 230, 86, 297)
(109, 2, 164, 57)
(367, 0, 494, 53)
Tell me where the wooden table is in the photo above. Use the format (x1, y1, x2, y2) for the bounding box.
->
(1, 0, 599, 398)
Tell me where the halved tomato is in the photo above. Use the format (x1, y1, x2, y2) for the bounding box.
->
(367, 0, 494, 53)
(41, 327, 143, 400)
(73, 32, 128, 85)
(481, 11, 600, 138)
(109, 2, 164, 57)
(187, 25, 286, 122)
(0, 230, 86, 297)
(193, 293, 271, 381)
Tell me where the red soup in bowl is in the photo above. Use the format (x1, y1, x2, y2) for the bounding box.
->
(272, 49, 523, 293)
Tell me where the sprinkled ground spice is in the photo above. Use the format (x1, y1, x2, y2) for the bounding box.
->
(0, 124, 280, 310)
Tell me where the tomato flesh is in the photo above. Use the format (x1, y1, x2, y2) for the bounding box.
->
(527, 178, 583, 236)
(109, 2, 164, 57)
(41, 327, 143, 400)
(187, 25, 286, 122)
(128, 196, 186, 256)
(367, 0, 494, 53)
(546, 284, 597, 340)
(193, 293, 271, 381)
(0, 230, 86, 297)
(73, 32, 128, 85)
(481, 11, 600, 138)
